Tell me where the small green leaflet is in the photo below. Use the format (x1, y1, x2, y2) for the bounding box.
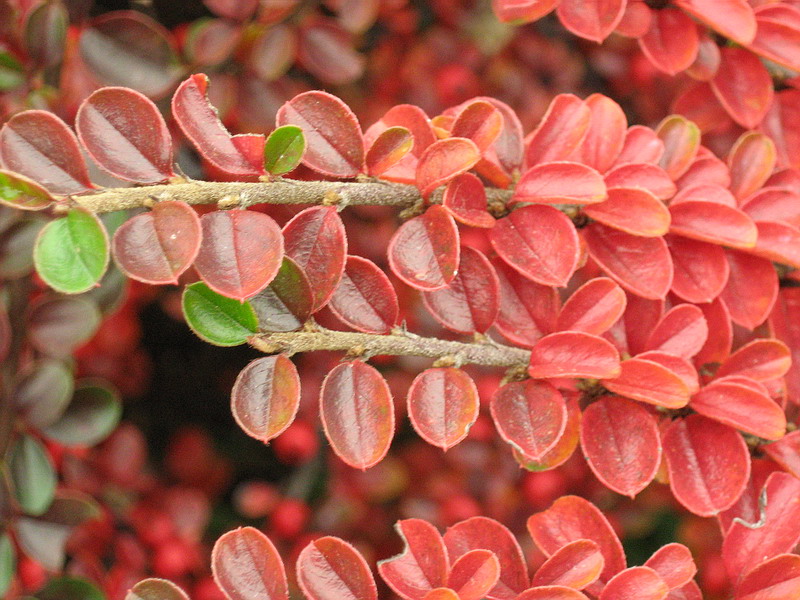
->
(264, 125, 306, 175)
(0, 170, 54, 210)
(182, 282, 259, 346)
(9, 435, 57, 516)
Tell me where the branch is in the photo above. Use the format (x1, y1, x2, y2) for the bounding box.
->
(248, 327, 531, 369)
(72, 179, 514, 214)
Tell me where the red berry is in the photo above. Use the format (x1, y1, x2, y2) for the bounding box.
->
(269, 498, 311, 539)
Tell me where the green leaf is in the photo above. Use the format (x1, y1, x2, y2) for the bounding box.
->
(36, 577, 105, 600)
(43, 382, 121, 447)
(182, 281, 258, 346)
(34, 208, 109, 294)
(0, 533, 15, 598)
(263, 125, 306, 175)
(0, 52, 24, 91)
(9, 435, 56, 516)
(0, 170, 54, 211)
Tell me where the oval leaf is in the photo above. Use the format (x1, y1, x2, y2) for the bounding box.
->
(529, 331, 621, 379)
(366, 126, 413, 177)
(329, 255, 398, 334)
(531, 539, 604, 590)
(182, 281, 258, 346)
(442, 173, 495, 228)
(447, 550, 500, 600)
(212, 527, 288, 600)
(416, 138, 481, 199)
(126, 579, 190, 600)
(0, 170, 54, 211)
(250, 256, 314, 332)
(378, 519, 449, 600)
(556, 278, 626, 336)
(297, 536, 378, 600)
(44, 383, 122, 447)
(513, 162, 606, 206)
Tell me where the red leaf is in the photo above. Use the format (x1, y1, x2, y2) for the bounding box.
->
(531, 539, 604, 590)
(297, 22, 364, 86)
(283, 206, 347, 312)
(515, 588, 590, 600)
(364, 104, 436, 183)
(694, 298, 733, 367)
(490, 205, 579, 287)
(583, 188, 670, 237)
(636, 351, 700, 394)
(580, 396, 661, 497)
(741, 188, 800, 229)
(656, 115, 701, 180)
(717, 339, 791, 382)
(172, 74, 264, 177)
(644, 544, 696, 590)
(689, 380, 786, 440)
(615, 1, 652, 38)
(672, 83, 732, 134)
(622, 295, 664, 356)
(329, 255, 398, 334)
(212, 527, 288, 600)
(722, 472, 800, 581)
(582, 223, 673, 300)
(676, 154, 731, 190)
(762, 430, 800, 479)
(736, 554, 800, 600)
(250, 256, 314, 332)
(512, 162, 606, 206)
(598, 566, 668, 600)
(760, 90, 800, 171)
(194, 210, 284, 301)
(451, 100, 504, 153)
(0, 110, 92, 194)
(320, 361, 394, 469)
(493, 258, 559, 347)
(749, 221, 800, 268)
(378, 519, 449, 600)
(514, 394, 582, 472)
(662, 415, 750, 516)
(276, 90, 364, 177)
(728, 132, 777, 201)
(749, 5, 800, 72)
(674, 0, 756, 45)
(407, 367, 479, 451)
(666, 235, 730, 303)
(604, 164, 676, 201)
(481, 97, 525, 176)
(711, 48, 773, 129)
(490, 380, 567, 461)
(297, 536, 378, 600)
(615, 125, 664, 167)
(556, 0, 625, 43)
(573, 94, 627, 173)
(720, 250, 778, 330)
(686, 36, 722, 81)
(442, 173, 495, 228)
(76, 87, 174, 184)
(527, 496, 626, 590)
(204, 0, 258, 20)
(111, 201, 201, 285)
(447, 550, 500, 600)
(639, 9, 699, 75)
(529, 332, 621, 379)
(669, 201, 757, 249)
(601, 358, 691, 409)
(422, 590, 459, 600)
(416, 138, 481, 199)
(672, 184, 736, 207)
(668, 580, 703, 600)
(770, 288, 800, 403)
(423, 246, 500, 334)
(444, 517, 529, 600)
(366, 126, 414, 177)
(525, 94, 590, 167)
(556, 277, 626, 337)
(388, 205, 460, 291)
(645, 304, 708, 359)
(231, 355, 300, 444)
(492, 0, 558, 24)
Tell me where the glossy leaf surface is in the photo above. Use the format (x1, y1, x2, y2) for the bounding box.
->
(378, 519, 448, 600)
(513, 162, 606, 206)
(297, 536, 378, 600)
(531, 539, 604, 590)
(529, 332, 621, 379)
(182, 282, 258, 346)
(416, 138, 481, 199)
(442, 173, 495, 228)
(408, 368, 479, 451)
(447, 550, 500, 600)
(212, 527, 288, 600)
(263, 125, 306, 175)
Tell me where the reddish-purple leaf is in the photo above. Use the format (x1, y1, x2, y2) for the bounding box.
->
(645, 304, 708, 359)
(639, 9, 699, 75)
(526, 95, 590, 167)
(480, 97, 525, 176)
(231, 355, 300, 444)
(735, 553, 800, 600)
(378, 519, 449, 600)
(722, 472, 800, 582)
(297, 21, 365, 86)
(422, 246, 499, 334)
(602, 358, 691, 409)
(447, 550, 500, 600)
(450, 100, 504, 153)
(407, 367, 479, 451)
(172, 74, 264, 176)
(598, 566, 668, 600)
(493, 258, 559, 347)
(689, 380, 786, 441)
(76, 87, 174, 183)
(528, 332, 621, 379)
(583, 188, 671, 237)
(491, 205, 579, 287)
(666, 235, 730, 303)
(111, 201, 201, 285)
(675, 0, 756, 44)
(194, 210, 283, 301)
(662, 415, 750, 517)
(728, 132, 777, 201)
(442, 173, 495, 228)
(320, 361, 394, 470)
(582, 223, 673, 300)
(204, 0, 258, 20)
(711, 48, 773, 129)
(512, 162, 606, 206)
(329, 255, 398, 334)
(491, 380, 567, 461)
(557, 0, 625, 43)
(416, 138, 481, 199)
(366, 126, 414, 177)
(556, 278, 625, 337)
(297, 536, 378, 600)
(388, 205, 459, 291)
(531, 539, 604, 590)
(250, 256, 314, 332)
(444, 517, 529, 600)
(669, 201, 757, 249)
(644, 544, 696, 590)
(580, 396, 661, 497)
(276, 90, 364, 177)
(212, 527, 288, 600)
(527, 496, 627, 590)
(720, 250, 778, 330)
(283, 206, 347, 312)
(656, 116, 701, 180)
(604, 164, 676, 201)
(717, 339, 791, 382)
(0, 110, 92, 194)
